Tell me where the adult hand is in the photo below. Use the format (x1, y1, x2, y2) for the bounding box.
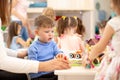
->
(38, 58, 71, 72)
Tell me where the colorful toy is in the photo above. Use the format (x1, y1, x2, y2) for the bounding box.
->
(69, 50, 82, 59)
(68, 50, 83, 66)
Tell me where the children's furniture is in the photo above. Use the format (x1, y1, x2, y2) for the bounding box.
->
(55, 66, 96, 80)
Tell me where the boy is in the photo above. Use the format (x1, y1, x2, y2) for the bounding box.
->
(28, 15, 65, 80)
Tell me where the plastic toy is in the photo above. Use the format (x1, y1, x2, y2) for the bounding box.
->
(69, 50, 82, 59)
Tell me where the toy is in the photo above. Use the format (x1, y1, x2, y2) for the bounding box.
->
(68, 50, 82, 66)
(85, 38, 104, 66)
(69, 50, 82, 59)
(85, 59, 94, 69)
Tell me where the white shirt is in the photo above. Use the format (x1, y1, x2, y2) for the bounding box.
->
(0, 18, 39, 73)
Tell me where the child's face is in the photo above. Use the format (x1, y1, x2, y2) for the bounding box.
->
(35, 27, 54, 43)
(17, 25, 21, 35)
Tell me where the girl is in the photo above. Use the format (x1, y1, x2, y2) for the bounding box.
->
(56, 16, 84, 52)
(7, 22, 31, 50)
(88, 0, 120, 79)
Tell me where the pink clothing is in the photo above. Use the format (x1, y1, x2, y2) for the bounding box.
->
(58, 34, 84, 52)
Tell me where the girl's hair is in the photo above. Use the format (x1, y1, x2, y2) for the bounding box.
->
(76, 18, 85, 36)
(111, 0, 120, 10)
(57, 16, 78, 37)
(0, 0, 12, 25)
(7, 22, 20, 48)
(34, 15, 54, 29)
(42, 7, 56, 21)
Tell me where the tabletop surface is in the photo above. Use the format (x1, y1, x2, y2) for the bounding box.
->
(55, 66, 96, 76)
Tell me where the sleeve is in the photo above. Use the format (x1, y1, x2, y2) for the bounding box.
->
(0, 19, 39, 73)
(0, 56, 39, 73)
(5, 48, 17, 57)
(6, 48, 28, 57)
(0, 38, 39, 73)
(107, 17, 120, 32)
(28, 46, 38, 60)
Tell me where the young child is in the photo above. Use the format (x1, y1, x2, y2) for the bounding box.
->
(7, 22, 31, 50)
(56, 16, 84, 52)
(42, 7, 56, 21)
(28, 15, 66, 80)
(88, 0, 120, 79)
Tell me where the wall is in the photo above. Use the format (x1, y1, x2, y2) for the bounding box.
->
(94, 0, 111, 23)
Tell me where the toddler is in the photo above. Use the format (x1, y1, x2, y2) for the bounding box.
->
(28, 15, 66, 80)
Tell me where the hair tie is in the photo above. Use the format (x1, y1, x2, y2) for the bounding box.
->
(73, 16, 77, 20)
(62, 16, 66, 20)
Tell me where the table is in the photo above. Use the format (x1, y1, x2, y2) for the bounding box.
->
(55, 66, 96, 80)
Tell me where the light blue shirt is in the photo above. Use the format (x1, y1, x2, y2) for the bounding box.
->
(10, 36, 22, 50)
(28, 39, 63, 78)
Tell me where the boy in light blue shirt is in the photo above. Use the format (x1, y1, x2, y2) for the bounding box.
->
(28, 15, 64, 80)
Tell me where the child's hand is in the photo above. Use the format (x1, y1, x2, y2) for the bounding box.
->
(56, 53, 68, 60)
(56, 54, 71, 68)
(26, 38, 32, 46)
(82, 53, 94, 69)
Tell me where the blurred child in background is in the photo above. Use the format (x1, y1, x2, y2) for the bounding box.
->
(56, 16, 84, 52)
(42, 7, 56, 22)
(7, 22, 31, 50)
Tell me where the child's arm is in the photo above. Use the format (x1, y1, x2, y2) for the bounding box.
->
(89, 24, 114, 61)
(16, 37, 31, 48)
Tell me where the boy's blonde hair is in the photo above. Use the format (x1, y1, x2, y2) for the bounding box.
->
(42, 7, 56, 21)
